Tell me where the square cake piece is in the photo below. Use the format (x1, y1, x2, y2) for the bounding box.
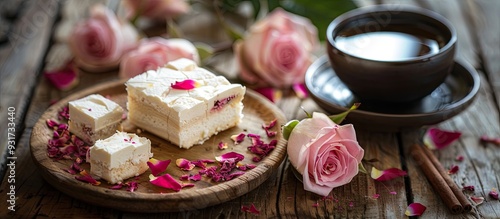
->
(89, 131, 152, 184)
(68, 94, 124, 145)
(126, 58, 246, 149)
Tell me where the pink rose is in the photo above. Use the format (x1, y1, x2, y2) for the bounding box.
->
(124, 0, 190, 20)
(119, 37, 199, 79)
(234, 8, 318, 88)
(68, 4, 138, 71)
(287, 112, 364, 196)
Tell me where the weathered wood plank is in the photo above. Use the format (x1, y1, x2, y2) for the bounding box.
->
(0, 0, 59, 180)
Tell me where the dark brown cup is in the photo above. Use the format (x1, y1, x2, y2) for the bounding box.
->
(326, 5, 457, 103)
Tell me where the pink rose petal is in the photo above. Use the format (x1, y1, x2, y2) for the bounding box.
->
(75, 170, 101, 186)
(462, 185, 475, 191)
(147, 158, 171, 176)
(241, 203, 260, 215)
(456, 155, 464, 161)
(176, 158, 195, 171)
(215, 152, 244, 163)
(126, 181, 138, 192)
(370, 193, 380, 200)
(109, 183, 123, 190)
(171, 79, 200, 90)
(480, 135, 500, 146)
(370, 167, 407, 181)
(489, 189, 499, 200)
(254, 87, 282, 103)
(423, 127, 462, 150)
(149, 174, 182, 192)
(447, 165, 459, 175)
(470, 196, 485, 205)
(231, 133, 246, 144)
(44, 64, 79, 91)
(292, 83, 308, 99)
(389, 191, 397, 195)
(405, 203, 427, 216)
(218, 141, 228, 150)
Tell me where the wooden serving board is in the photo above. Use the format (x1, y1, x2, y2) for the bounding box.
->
(30, 79, 287, 212)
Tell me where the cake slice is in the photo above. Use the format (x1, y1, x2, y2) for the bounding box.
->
(89, 131, 152, 184)
(126, 58, 246, 149)
(68, 94, 124, 145)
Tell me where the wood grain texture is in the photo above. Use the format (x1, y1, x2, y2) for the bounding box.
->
(29, 80, 287, 212)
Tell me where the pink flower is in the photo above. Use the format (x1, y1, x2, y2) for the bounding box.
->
(68, 4, 138, 71)
(119, 37, 199, 79)
(287, 112, 364, 196)
(124, 0, 190, 20)
(234, 8, 318, 88)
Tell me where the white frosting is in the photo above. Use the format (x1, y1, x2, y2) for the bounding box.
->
(90, 131, 152, 169)
(68, 94, 123, 130)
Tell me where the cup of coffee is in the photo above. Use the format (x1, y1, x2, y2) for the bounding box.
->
(326, 5, 457, 103)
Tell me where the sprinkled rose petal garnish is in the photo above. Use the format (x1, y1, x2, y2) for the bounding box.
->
(369, 193, 380, 200)
(126, 181, 139, 192)
(480, 135, 500, 146)
(254, 87, 282, 103)
(241, 203, 260, 215)
(58, 106, 70, 120)
(423, 127, 462, 150)
(218, 141, 228, 150)
(176, 158, 195, 171)
(182, 183, 195, 188)
(75, 170, 101, 186)
(231, 133, 246, 144)
(147, 158, 171, 176)
(44, 65, 79, 91)
(188, 173, 202, 181)
(215, 152, 245, 162)
(149, 174, 182, 192)
(370, 167, 407, 181)
(46, 119, 59, 128)
(447, 165, 459, 174)
(405, 203, 426, 216)
(470, 196, 484, 205)
(109, 183, 123, 190)
(489, 188, 499, 200)
(389, 191, 397, 195)
(171, 79, 201, 90)
(456, 155, 464, 161)
(292, 83, 308, 99)
(463, 185, 475, 191)
(262, 119, 277, 130)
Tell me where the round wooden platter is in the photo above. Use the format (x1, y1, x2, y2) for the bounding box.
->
(30, 79, 287, 213)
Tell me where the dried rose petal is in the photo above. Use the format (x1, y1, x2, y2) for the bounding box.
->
(189, 173, 202, 181)
(292, 83, 308, 99)
(218, 141, 228, 150)
(176, 158, 195, 171)
(44, 64, 79, 91)
(265, 129, 277, 138)
(489, 189, 499, 200)
(463, 185, 475, 191)
(448, 165, 459, 174)
(110, 183, 123, 190)
(126, 181, 138, 192)
(149, 174, 182, 192)
(480, 135, 500, 146)
(58, 106, 70, 120)
(262, 119, 277, 130)
(231, 133, 246, 144)
(389, 191, 397, 195)
(254, 87, 282, 103)
(180, 174, 189, 181)
(46, 119, 59, 128)
(470, 196, 485, 205)
(423, 127, 461, 150)
(370, 167, 407, 181)
(171, 79, 201, 90)
(215, 152, 244, 162)
(147, 158, 171, 176)
(75, 170, 100, 186)
(370, 194, 380, 200)
(182, 183, 195, 188)
(456, 155, 464, 161)
(241, 203, 260, 215)
(405, 203, 426, 216)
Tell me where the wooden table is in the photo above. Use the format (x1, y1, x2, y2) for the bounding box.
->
(1, 0, 499, 218)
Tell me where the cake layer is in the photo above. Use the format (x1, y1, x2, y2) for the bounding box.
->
(128, 96, 243, 148)
(68, 121, 121, 145)
(125, 58, 245, 149)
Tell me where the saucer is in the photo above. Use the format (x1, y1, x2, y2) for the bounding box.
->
(305, 56, 480, 131)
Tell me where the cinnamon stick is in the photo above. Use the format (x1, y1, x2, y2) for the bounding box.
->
(420, 145, 472, 212)
(410, 144, 463, 214)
